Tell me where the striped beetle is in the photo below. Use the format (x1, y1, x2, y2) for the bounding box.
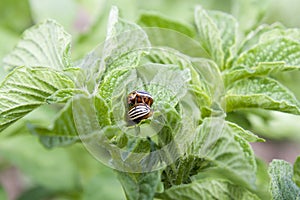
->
(127, 103, 153, 123)
(127, 90, 154, 109)
(127, 90, 154, 123)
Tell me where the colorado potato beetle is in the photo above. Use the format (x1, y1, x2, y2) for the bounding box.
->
(127, 103, 153, 123)
(127, 90, 154, 108)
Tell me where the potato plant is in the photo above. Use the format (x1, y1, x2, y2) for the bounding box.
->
(1, 4, 300, 200)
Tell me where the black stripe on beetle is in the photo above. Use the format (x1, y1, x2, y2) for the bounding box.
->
(127, 103, 153, 123)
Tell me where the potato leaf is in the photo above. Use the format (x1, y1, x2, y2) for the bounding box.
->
(194, 6, 224, 68)
(187, 118, 257, 188)
(138, 12, 195, 38)
(3, 19, 71, 71)
(235, 38, 300, 69)
(159, 179, 260, 200)
(226, 77, 300, 114)
(0, 66, 74, 131)
(116, 171, 160, 200)
(268, 159, 300, 200)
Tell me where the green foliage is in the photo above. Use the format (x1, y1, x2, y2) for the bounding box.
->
(268, 159, 300, 200)
(159, 179, 260, 200)
(0, 66, 74, 132)
(186, 118, 257, 188)
(226, 77, 300, 114)
(0, 2, 300, 200)
(117, 171, 161, 200)
(294, 156, 300, 187)
(3, 19, 72, 71)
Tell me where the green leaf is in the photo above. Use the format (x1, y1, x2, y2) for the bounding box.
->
(259, 28, 300, 43)
(223, 62, 293, 85)
(30, 94, 110, 148)
(238, 23, 284, 54)
(0, 135, 79, 191)
(28, 101, 79, 148)
(255, 158, 272, 200)
(98, 68, 131, 102)
(187, 118, 257, 188)
(194, 6, 224, 68)
(191, 58, 224, 114)
(226, 77, 300, 114)
(145, 49, 210, 113)
(2, 19, 71, 71)
(0, 66, 74, 132)
(227, 121, 265, 142)
(268, 159, 300, 200)
(116, 171, 160, 200)
(207, 10, 238, 68)
(103, 6, 150, 71)
(294, 156, 300, 187)
(159, 179, 260, 200)
(46, 88, 86, 104)
(138, 12, 195, 38)
(144, 64, 191, 107)
(235, 38, 300, 69)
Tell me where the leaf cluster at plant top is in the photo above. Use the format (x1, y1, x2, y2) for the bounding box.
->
(0, 4, 300, 200)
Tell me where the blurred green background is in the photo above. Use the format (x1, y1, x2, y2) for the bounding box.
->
(0, 0, 300, 199)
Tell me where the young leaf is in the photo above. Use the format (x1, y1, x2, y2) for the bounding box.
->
(194, 6, 224, 68)
(191, 58, 223, 97)
(138, 12, 195, 38)
(227, 121, 265, 142)
(3, 19, 71, 71)
(0, 66, 74, 132)
(116, 171, 160, 200)
(102, 6, 150, 71)
(294, 156, 300, 187)
(226, 77, 300, 114)
(235, 38, 300, 69)
(159, 179, 260, 200)
(238, 23, 284, 54)
(187, 117, 257, 188)
(259, 28, 300, 44)
(98, 68, 132, 102)
(207, 10, 238, 68)
(268, 159, 300, 200)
